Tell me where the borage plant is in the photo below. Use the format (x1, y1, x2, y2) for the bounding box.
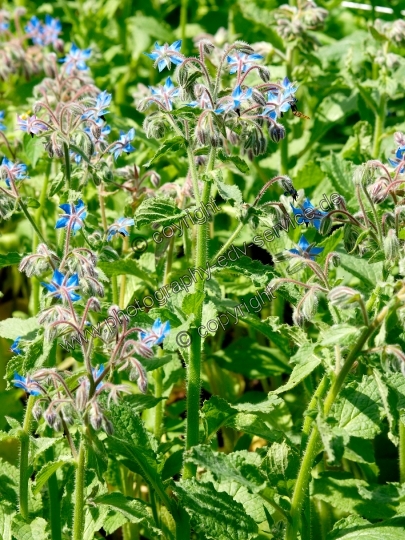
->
(2, 3, 405, 540)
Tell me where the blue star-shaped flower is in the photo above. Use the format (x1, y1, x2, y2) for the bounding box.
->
(60, 43, 91, 74)
(25, 16, 43, 45)
(0, 111, 5, 131)
(144, 40, 183, 72)
(10, 337, 22, 355)
(215, 85, 253, 114)
(42, 15, 62, 47)
(291, 198, 327, 231)
(17, 114, 48, 136)
(289, 235, 324, 260)
(110, 128, 136, 160)
(140, 318, 171, 347)
(107, 217, 135, 241)
(55, 200, 87, 232)
(226, 52, 263, 75)
(187, 89, 213, 109)
(82, 90, 112, 120)
(1, 157, 28, 188)
(13, 373, 42, 396)
(281, 76, 298, 99)
(41, 269, 81, 302)
(149, 77, 179, 111)
(388, 146, 405, 173)
(0, 21, 9, 34)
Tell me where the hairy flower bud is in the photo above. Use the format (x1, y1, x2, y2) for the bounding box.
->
(102, 417, 114, 435)
(384, 229, 400, 261)
(32, 401, 43, 422)
(89, 402, 103, 430)
(269, 123, 286, 143)
(258, 66, 270, 82)
(328, 286, 362, 308)
(76, 380, 89, 412)
(301, 289, 318, 321)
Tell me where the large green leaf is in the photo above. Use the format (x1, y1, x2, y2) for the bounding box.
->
(272, 342, 321, 394)
(185, 446, 266, 493)
(327, 516, 405, 539)
(94, 492, 160, 534)
(0, 253, 24, 270)
(174, 479, 258, 540)
(214, 337, 290, 378)
(11, 515, 50, 540)
(0, 317, 39, 341)
(331, 376, 383, 439)
(32, 459, 73, 495)
(313, 472, 404, 521)
(135, 197, 188, 229)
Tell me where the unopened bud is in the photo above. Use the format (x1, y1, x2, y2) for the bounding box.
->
(328, 286, 361, 308)
(258, 67, 270, 82)
(44, 407, 57, 428)
(102, 417, 114, 435)
(32, 401, 43, 422)
(89, 402, 103, 430)
(150, 172, 160, 187)
(384, 229, 400, 261)
(301, 289, 318, 320)
(269, 123, 286, 143)
(319, 215, 332, 235)
(76, 380, 89, 412)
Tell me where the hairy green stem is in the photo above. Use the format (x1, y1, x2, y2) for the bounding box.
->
(183, 150, 215, 479)
(45, 444, 62, 540)
(180, 0, 188, 46)
(63, 143, 71, 188)
(72, 439, 86, 540)
(400, 422, 405, 483)
(285, 298, 396, 540)
(19, 199, 47, 244)
(372, 95, 386, 159)
(19, 395, 35, 520)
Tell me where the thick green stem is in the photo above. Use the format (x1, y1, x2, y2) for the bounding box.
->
(45, 444, 62, 540)
(19, 199, 47, 244)
(372, 96, 386, 159)
(285, 300, 395, 540)
(32, 172, 50, 314)
(72, 439, 86, 540)
(19, 396, 35, 520)
(183, 151, 215, 479)
(154, 365, 164, 441)
(63, 143, 71, 188)
(180, 0, 188, 47)
(400, 421, 405, 483)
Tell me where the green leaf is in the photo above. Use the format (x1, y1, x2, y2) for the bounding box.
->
(331, 376, 383, 439)
(135, 196, 188, 229)
(0, 317, 39, 340)
(94, 492, 160, 533)
(182, 292, 205, 316)
(105, 400, 174, 514)
(214, 337, 290, 378)
(211, 170, 243, 206)
(185, 446, 266, 493)
(327, 516, 405, 539)
(174, 479, 258, 540)
(272, 343, 321, 394)
(217, 256, 276, 288)
(320, 324, 361, 347)
(11, 515, 50, 540)
(338, 253, 383, 290)
(217, 151, 249, 173)
(0, 459, 18, 509)
(0, 253, 23, 270)
(33, 459, 72, 495)
(144, 136, 187, 167)
(319, 153, 355, 202)
(262, 441, 299, 496)
(200, 395, 283, 442)
(294, 161, 324, 189)
(48, 172, 65, 198)
(369, 25, 388, 42)
(98, 259, 155, 286)
(313, 472, 403, 521)
(23, 136, 43, 168)
(7, 334, 54, 381)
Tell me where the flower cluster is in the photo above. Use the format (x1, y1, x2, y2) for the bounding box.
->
(138, 39, 303, 159)
(274, 0, 328, 44)
(11, 316, 170, 433)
